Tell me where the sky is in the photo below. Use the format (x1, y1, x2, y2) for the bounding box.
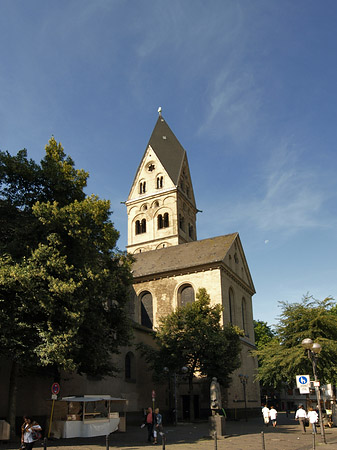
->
(1, 0, 336, 327)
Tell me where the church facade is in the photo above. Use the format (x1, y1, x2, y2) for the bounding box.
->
(124, 113, 261, 419)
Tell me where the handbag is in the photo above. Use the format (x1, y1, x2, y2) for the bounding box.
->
(32, 430, 42, 441)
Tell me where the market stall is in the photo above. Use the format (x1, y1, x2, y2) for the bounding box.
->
(50, 395, 127, 438)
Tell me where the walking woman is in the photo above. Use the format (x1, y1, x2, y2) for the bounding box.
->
(21, 416, 42, 449)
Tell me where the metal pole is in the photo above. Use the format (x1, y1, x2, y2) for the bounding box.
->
(312, 431, 316, 450)
(106, 433, 109, 450)
(310, 351, 326, 444)
(174, 372, 178, 426)
(43, 437, 47, 450)
(261, 431, 265, 450)
(244, 381, 248, 422)
(213, 431, 217, 450)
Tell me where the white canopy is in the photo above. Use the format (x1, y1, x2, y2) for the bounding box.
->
(60, 395, 126, 402)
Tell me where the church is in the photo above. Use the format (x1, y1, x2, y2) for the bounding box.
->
(121, 111, 261, 420)
(0, 112, 260, 427)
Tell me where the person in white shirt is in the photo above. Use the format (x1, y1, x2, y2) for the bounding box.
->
(262, 405, 270, 426)
(295, 405, 308, 434)
(21, 415, 42, 449)
(269, 406, 277, 427)
(307, 407, 318, 434)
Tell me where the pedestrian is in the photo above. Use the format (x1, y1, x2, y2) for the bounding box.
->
(295, 404, 308, 434)
(153, 407, 163, 445)
(307, 407, 318, 434)
(269, 406, 277, 427)
(21, 416, 42, 450)
(262, 404, 270, 426)
(143, 407, 155, 443)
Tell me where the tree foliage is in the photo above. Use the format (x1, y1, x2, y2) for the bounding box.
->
(139, 288, 242, 386)
(0, 137, 133, 377)
(253, 320, 275, 349)
(254, 295, 337, 389)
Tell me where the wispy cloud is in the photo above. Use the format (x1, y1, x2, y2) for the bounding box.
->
(201, 140, 334, 236)
(198, 66, 261, 142)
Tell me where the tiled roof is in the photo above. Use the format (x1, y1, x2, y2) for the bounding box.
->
(132, 233, 238, 278)
(147, 116, 186, 185)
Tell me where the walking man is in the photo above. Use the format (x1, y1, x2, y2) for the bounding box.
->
(295, 404, 307, 434)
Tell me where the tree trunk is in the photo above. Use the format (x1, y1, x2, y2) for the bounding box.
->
(7, 360, 18, 440)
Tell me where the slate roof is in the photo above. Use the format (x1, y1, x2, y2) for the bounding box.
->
(145, 115, 186, 185)
(132, 233, 238, 278)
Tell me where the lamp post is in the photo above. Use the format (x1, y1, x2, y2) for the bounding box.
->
(164, 366, 188, 425)
(239, 374, 248, 422)
(301, 338, 326, 444)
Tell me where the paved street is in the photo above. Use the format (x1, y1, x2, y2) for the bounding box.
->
(1, 413, 337, 450)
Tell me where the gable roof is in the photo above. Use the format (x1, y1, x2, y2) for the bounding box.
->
(132, 233, 255, 294)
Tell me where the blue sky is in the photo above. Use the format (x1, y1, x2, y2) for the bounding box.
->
(1, 0, 336, 327)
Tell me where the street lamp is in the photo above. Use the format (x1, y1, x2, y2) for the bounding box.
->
(239, 374, 248, 422)
(301, 338, 326, 444)
(164, 366, 188, 425)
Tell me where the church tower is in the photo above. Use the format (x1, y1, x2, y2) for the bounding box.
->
(126, 111, 197, 253)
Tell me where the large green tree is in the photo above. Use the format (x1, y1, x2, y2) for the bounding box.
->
(0, 138, 133, 434)
(138, 288, 242, 420)
(254, 295, 337, 389)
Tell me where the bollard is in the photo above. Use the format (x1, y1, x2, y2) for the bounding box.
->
(213, 430, 217, 450)
(261, 431, 266, 450)
(43, 437, 47, 450)
(106, 433, 109, 450)
(162, 433, 166, 450)
(312, 432, 316, 450)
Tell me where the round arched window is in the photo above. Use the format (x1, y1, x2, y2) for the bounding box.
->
(140, 291, 153, 329)
(178, 284, 194, 308)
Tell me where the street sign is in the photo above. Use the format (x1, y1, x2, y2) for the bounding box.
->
(152, 390, 156, 399)
(296, 375, 310, 389)
(51, 382, 60, 395)
(314, 381, 320, 387)
(299, 387, 310, 394)
(51, 394, 57, 400)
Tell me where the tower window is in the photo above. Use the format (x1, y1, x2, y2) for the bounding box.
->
(158, 213, 169, 229)
(139, 181, 146, 194)
(156, 176, 163, 189)
(179, 214, 185, 231)
(188, 224, 194, 238)
(135, 219, 147, 234)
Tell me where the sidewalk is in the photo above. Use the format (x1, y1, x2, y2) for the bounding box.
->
(1, 413, 337, 450)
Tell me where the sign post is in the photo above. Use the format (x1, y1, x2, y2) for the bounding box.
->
(48, 383, 60, 438)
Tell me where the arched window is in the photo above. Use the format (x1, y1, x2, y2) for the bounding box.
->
(229, 288, 234, 324)
(242, 298, 248, 336)
(135, 219, 146, 234)
(139, 181, 146, 194)
(141, 218, 146, 233)
(188, 224, 194, 239)
(179, 214, 185, 231)
(178, 284, 194, 308)
(125, 352, 135, 381)
(156, 176, 163, 189)
(158, 213, 169, 229)
(140, 291, 153, 328)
